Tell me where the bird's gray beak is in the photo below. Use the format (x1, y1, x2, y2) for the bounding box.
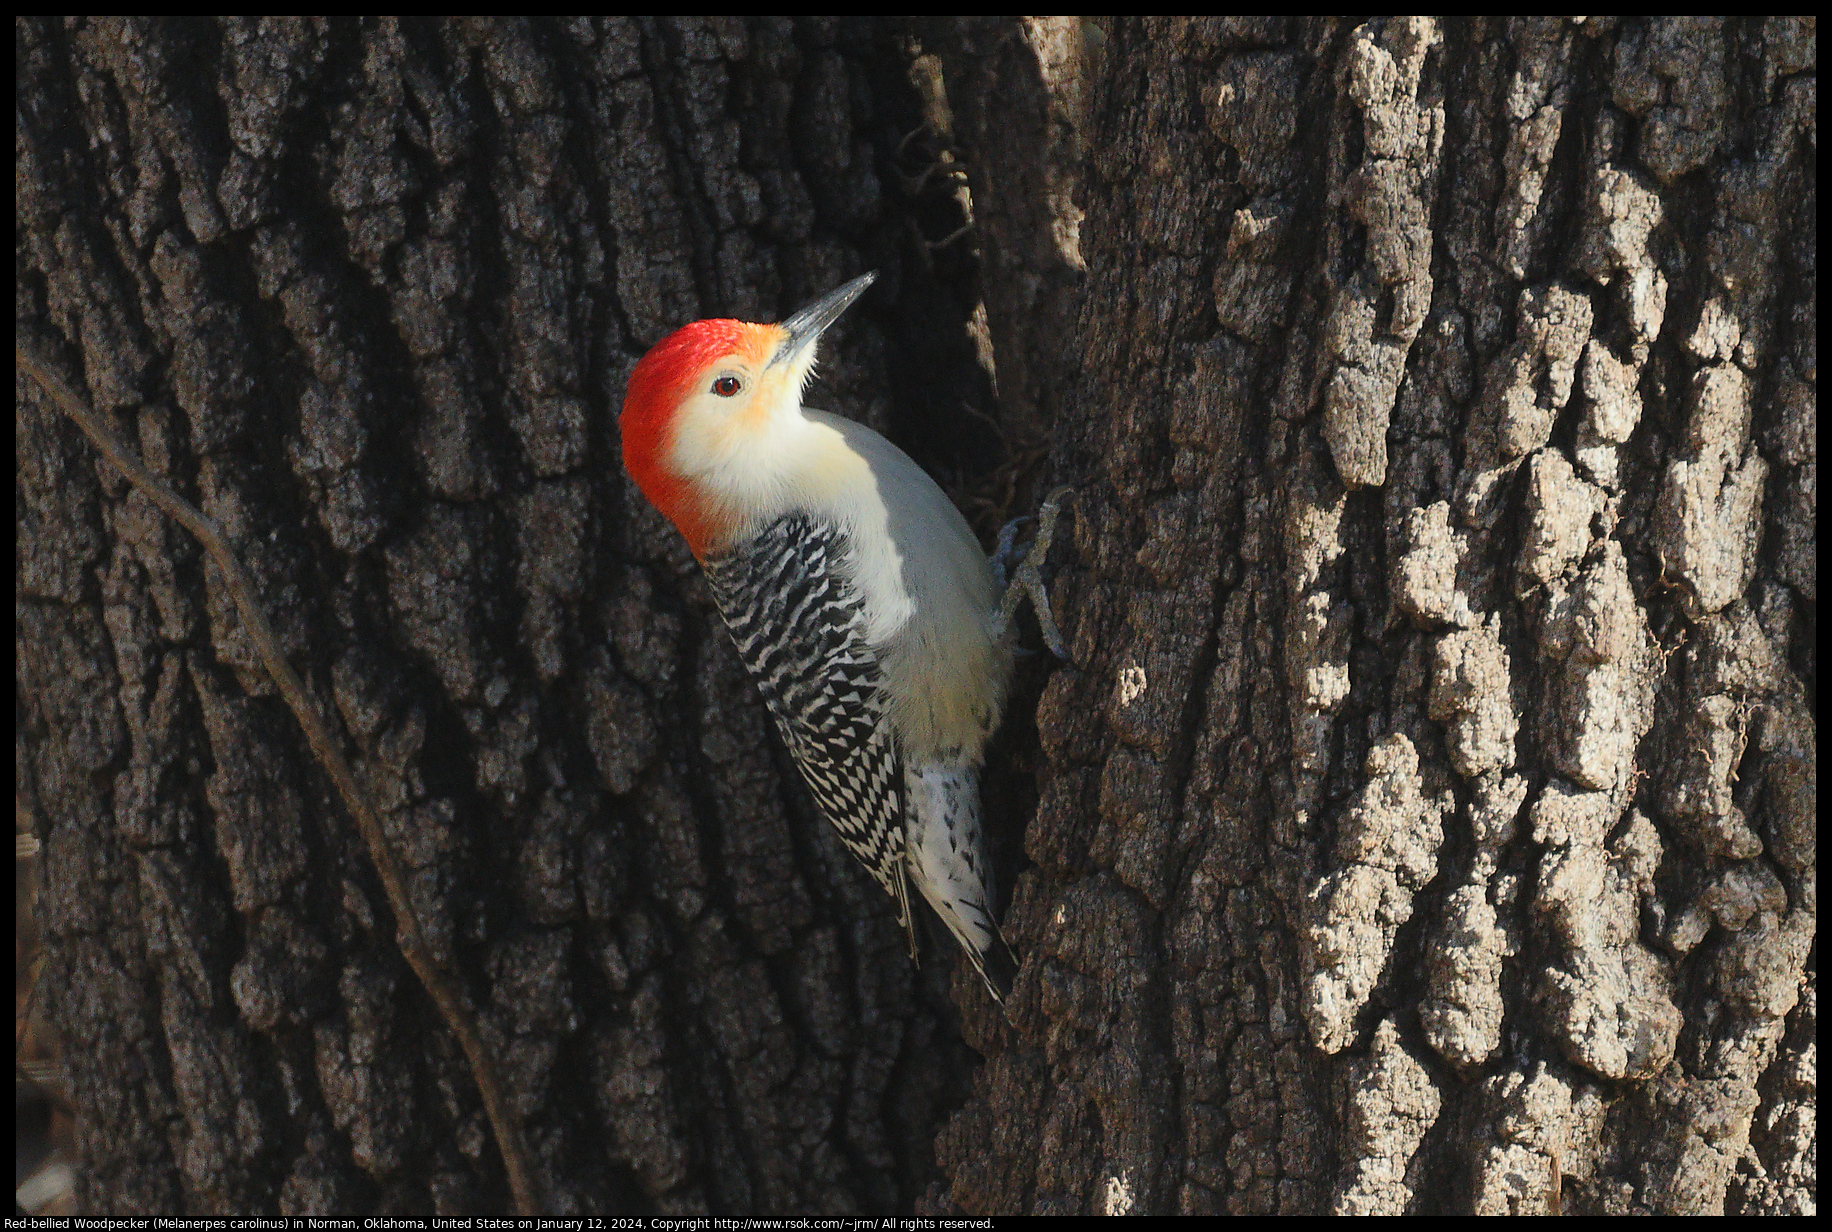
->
(774, 271, 876, 370)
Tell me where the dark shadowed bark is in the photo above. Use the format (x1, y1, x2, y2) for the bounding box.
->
(17, 15, 1814, 1217)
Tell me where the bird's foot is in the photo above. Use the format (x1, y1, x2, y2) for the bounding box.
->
(992, 487, 1073, 660)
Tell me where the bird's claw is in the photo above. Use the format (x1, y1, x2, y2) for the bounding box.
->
(990, 515, 1032, 590)
(993, 487, 1073, 661)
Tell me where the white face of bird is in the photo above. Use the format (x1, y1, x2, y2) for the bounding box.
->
(622, 272, 879, 556)
(663, 327, 792, 479)
(665, 273, 877, 485)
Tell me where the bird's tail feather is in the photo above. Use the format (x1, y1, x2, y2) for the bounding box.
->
(906, 760, 1015, 1004)
(971, 925, 1018, 1003)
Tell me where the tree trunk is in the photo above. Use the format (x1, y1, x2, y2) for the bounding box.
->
(17, 15, 1814, 1217)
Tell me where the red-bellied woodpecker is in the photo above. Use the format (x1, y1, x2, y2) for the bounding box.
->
(619, 271, 1064, 1002)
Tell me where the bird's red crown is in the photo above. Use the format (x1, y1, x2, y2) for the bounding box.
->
(620, 317, 770, 558)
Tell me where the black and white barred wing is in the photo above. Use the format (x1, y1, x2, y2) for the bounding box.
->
(702, 515, 909, 923)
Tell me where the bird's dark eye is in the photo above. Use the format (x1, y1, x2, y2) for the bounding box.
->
(713, 375, 742, 397)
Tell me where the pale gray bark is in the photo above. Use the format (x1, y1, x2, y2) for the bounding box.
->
(931, 16, 1814, 1217)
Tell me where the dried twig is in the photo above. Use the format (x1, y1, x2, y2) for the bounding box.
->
(16, 345, 542, 1216)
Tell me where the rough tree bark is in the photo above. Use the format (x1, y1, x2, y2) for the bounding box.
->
(16, 15, 1815, 1217)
